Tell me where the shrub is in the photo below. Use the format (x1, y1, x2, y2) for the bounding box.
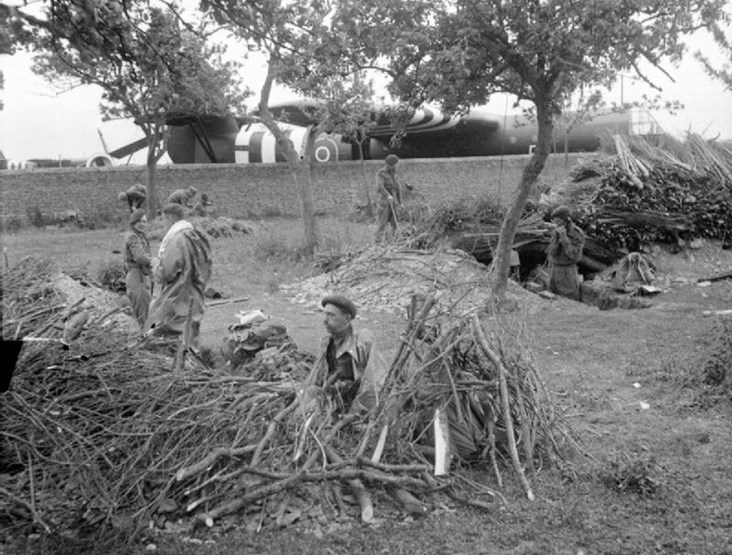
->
(26, 205, 46, 228)
(0, 215, 23, 233)
(84, 207, 125, 230)
(97, 259, 127, 294)
(600, 450, 662, 497)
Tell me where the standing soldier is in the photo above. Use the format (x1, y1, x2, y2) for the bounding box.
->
(546, 205, 585, 300)
(375, 154, 403, 242)
(146, 203, 212, 346)
(123, 209, 152, 328)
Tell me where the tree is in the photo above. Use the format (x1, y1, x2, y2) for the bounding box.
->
(12, 0, 247, 217)
(334, 0, 727, 301)
(309, 74, 381, 216)
(696, 20, 732, 90)
(201, 0, 341, 254)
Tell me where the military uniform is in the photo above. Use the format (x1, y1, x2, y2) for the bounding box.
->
(123, 226, 152, 327)
(145, 220, 212, 344)
(122, 184, 147, 213)
(546, 221, 585, 300)
(375, 164, 402, 242)
(304, 327, 388, 415)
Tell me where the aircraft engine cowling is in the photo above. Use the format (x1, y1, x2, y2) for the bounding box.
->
(86, 153, 114, 167)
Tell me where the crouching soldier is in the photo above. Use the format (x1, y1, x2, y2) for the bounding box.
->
(301, 295, 388, 415)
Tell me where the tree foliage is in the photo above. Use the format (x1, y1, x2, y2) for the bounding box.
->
(201, 0, 348, 253)
(696, 20, 732, 90)
(333, 0, 728, 299)
(11, 0, 248, 215)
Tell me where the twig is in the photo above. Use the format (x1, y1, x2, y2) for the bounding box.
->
(471, 315, 535, 501)
(206, 296, 249, 308)
(0, 486, 51, 533)
(176, 445, 257, 482)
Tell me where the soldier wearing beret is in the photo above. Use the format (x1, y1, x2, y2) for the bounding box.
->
(546, 205, 585, 300)
(375, 154, 403, 243)
(302, 295, 388, 415)
(123, 208, 152, 327)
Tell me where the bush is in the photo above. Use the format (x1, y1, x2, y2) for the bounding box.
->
(97, 259, 127, 294)
(600, 450, 662, 497)
(0, 215, 23, 233)
(26, 205, 46, 228)
(84, 207, 126, 230)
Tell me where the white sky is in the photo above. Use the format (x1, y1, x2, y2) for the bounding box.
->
(0, 18, 730, 161)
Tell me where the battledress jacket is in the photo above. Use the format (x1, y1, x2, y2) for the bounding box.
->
(376, 166, 401, 203)
(307, 327, 389, 414)
(145, 221, 212, 340)
(546, 221, 585, 300)
(123, 229, 152, 327)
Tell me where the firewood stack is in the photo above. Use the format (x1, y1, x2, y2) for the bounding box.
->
(1, 259, 574, 540)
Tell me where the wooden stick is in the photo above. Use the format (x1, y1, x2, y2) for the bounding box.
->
(471, 315, 535, 501)
(386, 485, 431, 517)
(324, 445, 373, 524)
(511, 370, 535, 473)
(206, 296, 249, 308)
(486, 418, 503, 488)
(176, 445, 257, 482)
(370, 424, 389, 463)
(251, 399, 299, 467)
(173, 297, 195, 373)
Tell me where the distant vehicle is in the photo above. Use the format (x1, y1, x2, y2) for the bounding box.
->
(166, 102, 664, 165)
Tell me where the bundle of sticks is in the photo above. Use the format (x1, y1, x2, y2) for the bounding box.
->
(1, 258, 574, 539)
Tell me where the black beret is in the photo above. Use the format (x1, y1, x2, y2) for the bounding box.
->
(321, 295, 357, 319)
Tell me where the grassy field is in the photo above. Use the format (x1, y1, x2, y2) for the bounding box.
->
(3, 219, 732, 555)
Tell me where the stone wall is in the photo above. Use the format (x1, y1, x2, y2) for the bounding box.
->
(0, 154, 588, 225)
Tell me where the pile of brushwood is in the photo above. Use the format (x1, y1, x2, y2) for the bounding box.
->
(403, 133, 732, 271)
(1, 258, 575, 542)
(571, 134, 732, 251)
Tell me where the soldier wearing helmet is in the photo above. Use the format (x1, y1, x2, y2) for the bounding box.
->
(375, 154, 403, 242)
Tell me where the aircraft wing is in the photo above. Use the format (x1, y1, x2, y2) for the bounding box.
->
(108, 137, 149, 159)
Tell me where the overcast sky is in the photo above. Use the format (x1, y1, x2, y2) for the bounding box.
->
(1, 18, 730, 162)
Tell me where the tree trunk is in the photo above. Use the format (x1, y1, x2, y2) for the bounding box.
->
(258, 58, 319, 255)
(490, 99, 554, 301)
(145, 148, 158, 218)
(358, 141, 374, 217)
(299, 133, 320, 255)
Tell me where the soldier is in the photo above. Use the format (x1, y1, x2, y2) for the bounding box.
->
(145, 203, 212, 345)
(118, 183, 147, 213)
(546, 205, 585, 300)
(165, 186, 198, 208)
(123, 209, 152, 327)
(301, 295, 388, 415)
(375, 154, 403, 242)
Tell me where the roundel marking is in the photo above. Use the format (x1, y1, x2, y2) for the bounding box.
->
(315, 145, 331, 162)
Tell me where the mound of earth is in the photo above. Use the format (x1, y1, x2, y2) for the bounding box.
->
(282, 245, 539, 317)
